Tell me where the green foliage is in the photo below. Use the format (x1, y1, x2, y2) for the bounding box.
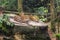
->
(23, 0, 49, 13)
(0, 0, 18, 11)
(56, 34, 60, 36)
(34, 7, 48, 22)
(3, 14, 14, 27)
(55, 0, 60, 12)
(56, 34, 60, 40)
(39, 16, 47, 22)
(0, 14, 14, 33)
(35, 7, 48, 15)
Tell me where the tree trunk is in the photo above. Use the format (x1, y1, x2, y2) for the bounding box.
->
(50, 0, 55, 19)
(50, 0, 56, 33)
(18, 0, 23, 12)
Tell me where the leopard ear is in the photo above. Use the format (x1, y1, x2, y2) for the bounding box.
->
(19, 12, 25, 16)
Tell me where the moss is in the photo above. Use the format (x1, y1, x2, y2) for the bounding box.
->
(56, 34, 60, 40)
(56, 34, 60, 37)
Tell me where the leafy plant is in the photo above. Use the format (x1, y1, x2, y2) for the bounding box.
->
(23, 0, 49, 13)
(39, 16, 47, 22)
(34, 7, 48, 22)
(35, 7, 48, 15)
(0, 14, 14, 33)
(56, 34, 60, 36)
(56, 34, 60, 40)
(0, 0, 18, 11)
